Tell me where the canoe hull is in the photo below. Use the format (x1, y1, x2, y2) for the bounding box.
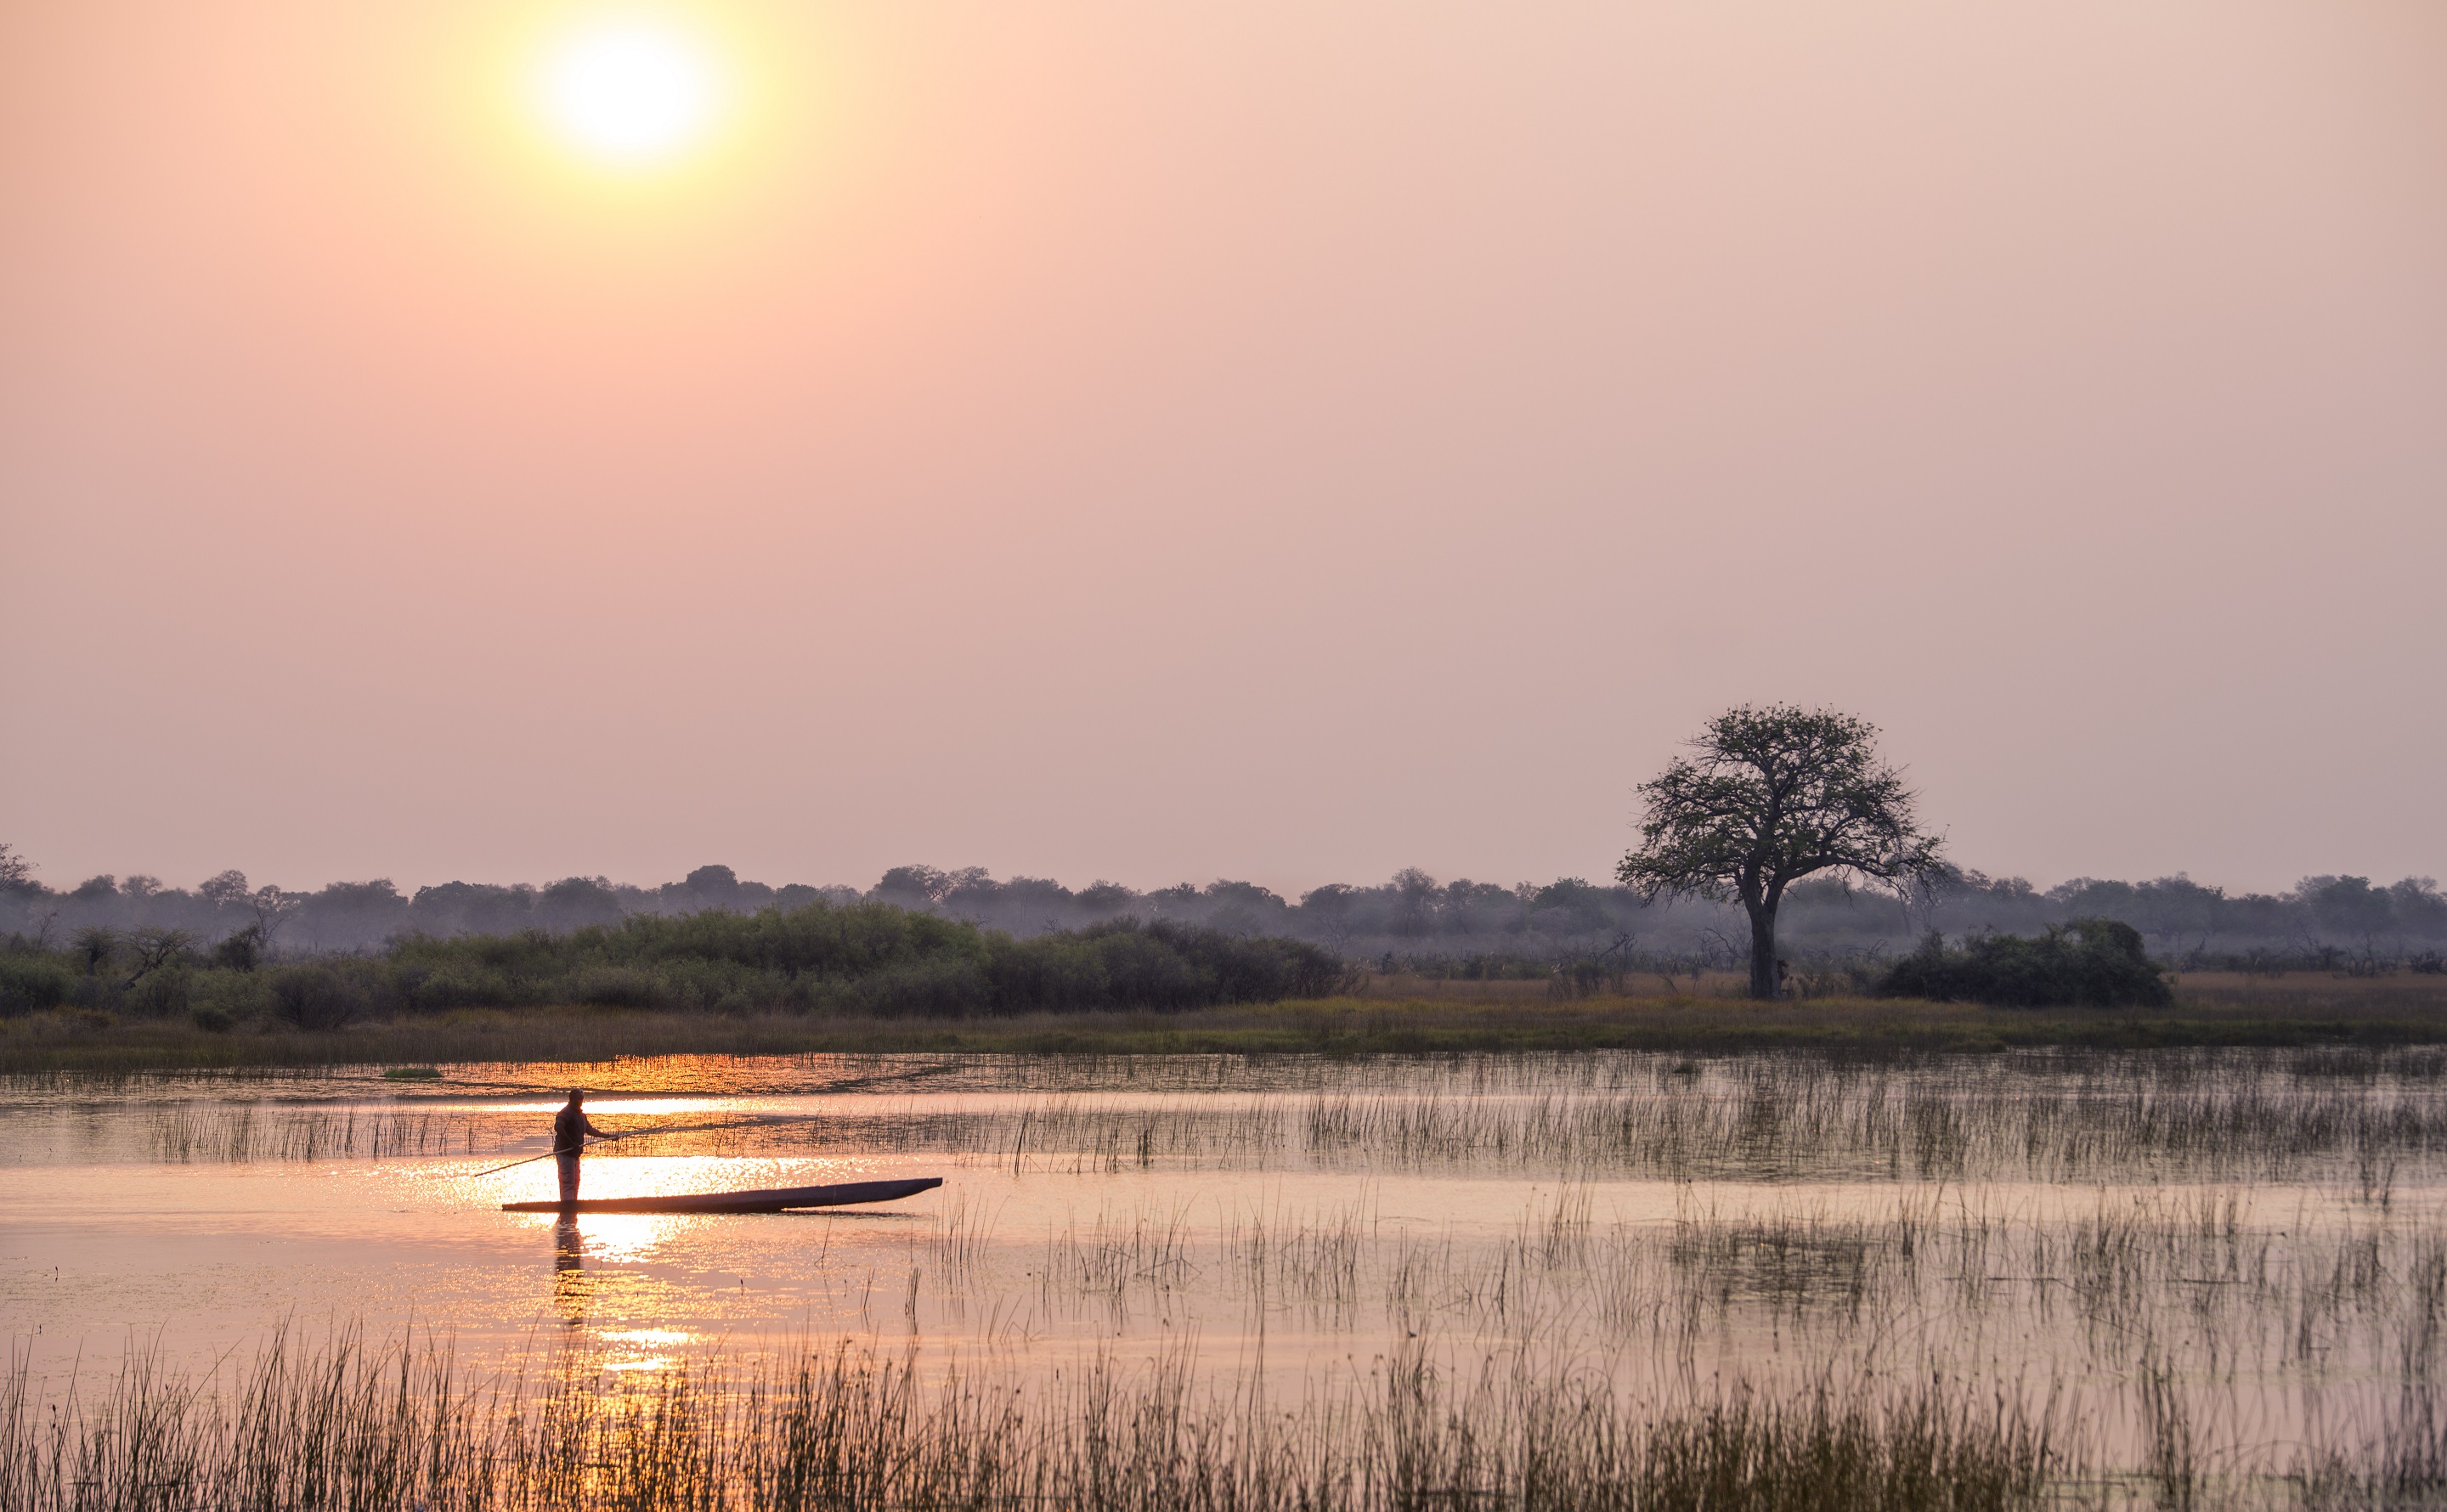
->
(502, 1176, 942, 1215)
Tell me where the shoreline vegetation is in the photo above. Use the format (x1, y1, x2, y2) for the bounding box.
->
(7, 895, 2445, 1074)
(6, 974, 2445, 1074)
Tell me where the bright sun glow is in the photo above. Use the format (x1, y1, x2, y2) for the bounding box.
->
(535, 16, 726, 168)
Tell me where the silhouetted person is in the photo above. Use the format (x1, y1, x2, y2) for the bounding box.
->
(554, 1088, 607, 1205)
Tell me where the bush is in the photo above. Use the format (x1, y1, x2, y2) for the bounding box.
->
(851, 956, 993, 1018)
(0, 955, 74, 1018)
(1078, 923, 1212, 1010)
(268, 964, 370, 1030)
(0, 900, 1350, 1032)
(567, 967, 674, 1010)
(1002, 934, 1122, 1012)
(398, 968, 518, 1013)
(211, 925, 265, 972)
(591, 903, 980, 979)
(127, 966, 193, 1019)
(1877, 918, 2173, 1008)
(974, 920, 1348, 1015)
(190, 969, 272, 1025)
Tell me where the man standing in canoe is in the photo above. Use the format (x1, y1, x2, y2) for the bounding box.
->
(554, 1089, 608, 1206)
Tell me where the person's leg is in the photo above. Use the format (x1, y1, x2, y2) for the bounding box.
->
(557, 1151, 580, 1205)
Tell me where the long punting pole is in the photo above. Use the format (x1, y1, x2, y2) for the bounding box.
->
(456, 1063, 959, 1179)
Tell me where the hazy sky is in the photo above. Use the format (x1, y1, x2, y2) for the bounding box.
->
(4, 0, 2443, 899)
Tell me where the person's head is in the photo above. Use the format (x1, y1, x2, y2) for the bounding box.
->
(567, 1087, 585, 1106)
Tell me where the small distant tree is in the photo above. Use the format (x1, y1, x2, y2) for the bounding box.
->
(1298, 884, 1360, 951)
(249, 886, 294, 951)
(1389, 868, 1439, 937)
(122, 927, 196, 984)
(72, 925, 119, 976)
(212, 922, 267, 972)
(1075, 881, 1143, 920)
(0, 842, 33, 894)
(1618, 705, 1947, 1000)
(873, 866, 952, 909)
(197, 870, 252, 909)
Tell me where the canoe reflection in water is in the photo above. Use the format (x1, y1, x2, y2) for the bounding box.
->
(552, 1215, 589, 1327)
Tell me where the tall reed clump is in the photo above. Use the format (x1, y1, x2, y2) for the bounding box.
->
(3, 1331, 2062, 1512)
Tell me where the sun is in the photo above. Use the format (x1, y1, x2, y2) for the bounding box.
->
(534, 15, 727, 169)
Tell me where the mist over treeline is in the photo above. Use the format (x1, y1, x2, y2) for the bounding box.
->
(3, 845, 2440, 971)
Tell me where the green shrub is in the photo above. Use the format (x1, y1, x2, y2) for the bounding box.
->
(1082, 922, 1213, 1010)
(591, 903, 980, 979)
(211, 924, 265, 972)
(567, 966, 672, 1010)
(852, 956, 993, 1018)
(1878, 918, 2173, 1008)
(398, 968, 517, 1013)
(268, 964, 370, 1030)
(985, 934, 1113, 1013)
(189, 968, 272, 1024)
(0, 900, 1348, 1032)
(0, 955, 75, 1018)
(127, 966, 193, 1019)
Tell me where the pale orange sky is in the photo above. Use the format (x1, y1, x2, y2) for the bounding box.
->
(4, 0, 2443, 897)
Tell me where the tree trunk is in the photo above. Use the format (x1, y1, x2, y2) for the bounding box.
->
(1747, 901, 1779, 1001)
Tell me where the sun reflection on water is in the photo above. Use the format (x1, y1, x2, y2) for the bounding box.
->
(492, 1097, 726, 1117)
(547, 1209, 709, 1368)
(598, 1328, 698, 1373)
(487, 1153, 884, 1215)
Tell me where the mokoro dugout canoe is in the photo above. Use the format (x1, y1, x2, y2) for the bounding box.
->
(502, 1176, 942, 1215)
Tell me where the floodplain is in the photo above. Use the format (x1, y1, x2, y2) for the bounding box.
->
(8, 1046, 2447, 1508)
(8, 969, 2446, 1075)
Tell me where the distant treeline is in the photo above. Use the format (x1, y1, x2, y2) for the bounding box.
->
(0, 899, 1348, 1025)
(3, 844, 2442, 971)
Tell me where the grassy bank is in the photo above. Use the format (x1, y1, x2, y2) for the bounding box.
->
(7, 974, 2446, 1073)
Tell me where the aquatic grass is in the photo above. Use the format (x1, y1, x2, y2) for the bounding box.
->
(927, 1191, 1002, 1284)
(0, 1328, 2068, 1512)
(25, 1048, 2447, 1508)
(64, 1047, 2447, 1193)
(144, 1102, 510, 1163)
(1223, 1194, 1369, 1320)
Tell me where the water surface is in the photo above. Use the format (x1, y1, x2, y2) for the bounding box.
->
(8, 1047, 2445, 1487)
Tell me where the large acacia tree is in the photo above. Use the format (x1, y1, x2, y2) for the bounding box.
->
(1618, 705, 1946, 1000)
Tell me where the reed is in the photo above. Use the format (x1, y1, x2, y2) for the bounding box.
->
(26, 1044, 2447, 1504)
(1, 1328, 2066, 1512)
(76, 1047, 2447, 1194)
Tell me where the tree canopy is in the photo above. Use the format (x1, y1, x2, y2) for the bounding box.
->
(1619, 705, 1945, 998)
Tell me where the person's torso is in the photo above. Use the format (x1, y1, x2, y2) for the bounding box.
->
(553, 1105, 586, 1152)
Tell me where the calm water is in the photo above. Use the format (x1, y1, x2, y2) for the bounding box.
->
(8, 1047, 2447, 1486)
